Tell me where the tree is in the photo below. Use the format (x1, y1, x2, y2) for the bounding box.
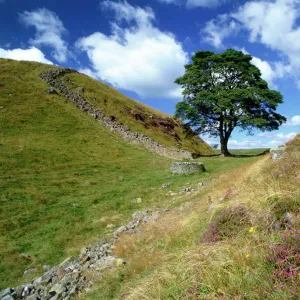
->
(174, 49, 286, 156)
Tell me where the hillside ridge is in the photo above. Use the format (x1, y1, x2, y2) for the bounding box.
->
(40, 68, 196, 160)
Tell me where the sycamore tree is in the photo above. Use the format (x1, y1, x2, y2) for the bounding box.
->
(175, 49, 286, 156)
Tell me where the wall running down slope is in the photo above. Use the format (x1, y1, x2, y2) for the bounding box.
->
(40, 68, 195, 160)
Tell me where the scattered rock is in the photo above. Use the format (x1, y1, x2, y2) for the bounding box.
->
(106, 224, 115, 229)
(0, 288, 13, 299)
(39, 68, 195, 160)
(24, 268, 37, 276)
(2, 295, 14, 300)
(43, 265, 51, 272)
(270, 145, 286, 160)
(0, 105, 4, 109)
(170, 162, 206, 175)
(80, 256, 90, 265)
(132, 211, 145, 220)
(114, 226, 127, 237)
(47, 87, 57, 94)
(20, 253, 35, 261)
(161, 182, 172, 189)
(78, 87, 84, 93)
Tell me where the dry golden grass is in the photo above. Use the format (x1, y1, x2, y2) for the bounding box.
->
(86, 135, 300, 299)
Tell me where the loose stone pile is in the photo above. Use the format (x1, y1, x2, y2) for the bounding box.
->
(39, 68, 194, 160)
(170, 162, 206, 175)
(270, 145, 286, 160)
(0, 209, 168, 300)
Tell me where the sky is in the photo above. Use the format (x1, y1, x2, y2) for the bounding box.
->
(0, 0, 299, 149)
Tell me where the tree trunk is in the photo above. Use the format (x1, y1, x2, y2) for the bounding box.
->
(220, 136, 231, 156)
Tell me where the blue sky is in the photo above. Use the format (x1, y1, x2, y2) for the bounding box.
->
(0, 0, 299, 148)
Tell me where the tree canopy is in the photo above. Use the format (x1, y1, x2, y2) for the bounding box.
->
(175, 49, 286, 156)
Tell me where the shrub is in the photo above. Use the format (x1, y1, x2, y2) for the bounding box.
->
(203, 205, 252, 242)
(266, 228, 300, 298)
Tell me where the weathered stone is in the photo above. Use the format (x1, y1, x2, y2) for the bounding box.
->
(80, 255, 90, 265)
(47, 87, 57, 94)
(1, 295, 14, 300)
(114, 226, 127, 237)
(20, 253, 35, 260)
(161, 182, 172, 189)
(26, 294, 38, 300)
(171, 162, 206, 175)
(106, 224, 115, 229)
(49, 283, 66, 296)
(22, 284, 33, 297)
(24, 268, 37, 276)
(0, 288, 13, 299)
(78, 87, 84, 93)
(15, 285, 25, 298)
(270, 145, 286, 160)
(132, 211, 145, 220)
(43, 265, 51, 272)
(39, 68, 196, 160)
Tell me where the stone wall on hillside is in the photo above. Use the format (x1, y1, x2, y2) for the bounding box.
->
(40, 68, 194, 160)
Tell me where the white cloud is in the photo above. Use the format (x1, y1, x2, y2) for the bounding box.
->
(157, 0, 227, 8)
(231, 0, 300, 84)
(202, 14, 239, 48)
(257, 131, 297, 141)
(76, 0, 188, 98)
(187, 0, 227, 8)
(157, 0, 180, 4)
(0, 47, 52, 64)
(239, 47, 279, 88)
(19, 8, 68, 63)
(284, 115, 300, 126)
(78, 68, 98, 80)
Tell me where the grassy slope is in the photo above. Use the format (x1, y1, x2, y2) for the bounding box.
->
(87, 135, 300, 299)
(0, 59, 258, 289)
(63, 72, 213, 154)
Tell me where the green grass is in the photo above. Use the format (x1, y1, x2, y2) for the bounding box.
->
(64, 72, 213, 154)
(229, 148, 269, 156)
(0, 59, 261, 290)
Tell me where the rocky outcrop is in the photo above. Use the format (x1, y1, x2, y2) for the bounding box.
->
(0, 208, 168, 300)
(270, 145, 286, 160)
(170, 162, 206, 175)
(39, 68, 194, 160)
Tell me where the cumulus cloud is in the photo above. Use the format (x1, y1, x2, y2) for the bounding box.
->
(202, 14, 239, 48)
(284, 115, 300, 126)
(0, 47, 52, 64)
(78, 68, 98, 80)
(157, 0, 227, 8)
(186, 0, 227, 8)
(76, 0, 188, 98)
(257, 131, 297, 141)
(19, 8, 68, 63)
(201, 0, 300, 88)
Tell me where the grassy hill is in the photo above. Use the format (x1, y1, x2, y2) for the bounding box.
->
(86, 135, 300, 299)
(0, 59, 260, 290)
(1, 58, 295, 299)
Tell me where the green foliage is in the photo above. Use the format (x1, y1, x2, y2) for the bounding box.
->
(175, 49, 286, 155)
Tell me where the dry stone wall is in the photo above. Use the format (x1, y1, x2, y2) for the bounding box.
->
(0, 208, 169, 300)
(39, 68, 194, 160)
